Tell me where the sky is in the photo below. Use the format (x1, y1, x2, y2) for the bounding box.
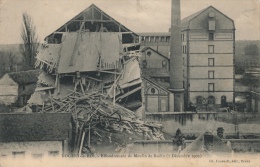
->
(0, 0, 259, 44)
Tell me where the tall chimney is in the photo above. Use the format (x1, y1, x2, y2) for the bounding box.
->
(169, 0, 184, 112)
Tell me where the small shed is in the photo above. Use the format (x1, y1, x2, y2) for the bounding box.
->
(0, 70, 41, 106)
(0, 113, 72, 158)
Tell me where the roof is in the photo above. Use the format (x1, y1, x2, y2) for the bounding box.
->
(142, 68, 170, 78)
(181, 7, 207, 30)
(137, 32, 171, 37)
(0, 113, 72, 142)
(46, 4, 137, 39)
(141, 47, 170, 60)
(181, 6, 234, 30)
(181, 132, 232, 155)
(7, 70, 41, 85)
(56, 32, 121, 73)
(142, 69, 170, 91)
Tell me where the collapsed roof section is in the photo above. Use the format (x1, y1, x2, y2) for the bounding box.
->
(45, 4, 139, 45)
(36, 32, 142, 74)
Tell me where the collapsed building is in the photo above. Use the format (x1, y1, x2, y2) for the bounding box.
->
(27, 4, 165, 155)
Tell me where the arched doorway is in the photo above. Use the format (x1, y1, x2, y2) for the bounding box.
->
(221, 96, 227, 107)
(146, 87, 159, 113)
(196, 96, 203, 105)
(207, 96, 215, 111)
(208, 96, 215, 105)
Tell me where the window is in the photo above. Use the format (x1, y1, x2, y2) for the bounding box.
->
(48, 151, 59, 157)
(155, 36, 159, 42)
(208, 45, 214, 53)
(162, 60, 167, 68)
(182, 45, 187, 53)
(208, 71, 214, 79)
(208, 83, 215, 92)
(196, 96, 203, 105)
(208, 96, 215, 104)
(151, 88, 156, 93)
(142, 60, 147, 68)
(147, 51, 151, 56)
(208, 58, 215, 66)
(181, 34, 184, 41)
(150, 36, 155, 42)
(145, 37, 149, 42)
(161, 37, 165, 42)
(166, 36, 170, 42)
(12, 151, 25, 158)
(209, 33, 214, 40)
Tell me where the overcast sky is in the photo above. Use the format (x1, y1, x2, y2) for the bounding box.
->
(0, 0, 259, 44)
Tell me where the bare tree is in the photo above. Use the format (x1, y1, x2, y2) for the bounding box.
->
(20, 13, 39, 69)
(4, 51, 16, 72)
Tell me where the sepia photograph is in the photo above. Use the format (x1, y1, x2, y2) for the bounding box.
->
(0, 0, 259, 166)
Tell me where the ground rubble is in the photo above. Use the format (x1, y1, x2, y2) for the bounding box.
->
(35, 89, 165, 155)
(24, 31, 166, 154)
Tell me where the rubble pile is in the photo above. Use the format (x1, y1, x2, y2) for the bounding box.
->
(27, 31, 165, 154)
(39, 89, 165, 154)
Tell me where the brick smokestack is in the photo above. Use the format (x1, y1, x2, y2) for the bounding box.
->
(169, 0, 184, 112)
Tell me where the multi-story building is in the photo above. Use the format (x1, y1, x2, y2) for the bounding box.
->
(182, 6, 235, 107)
(139, 6, 235, 109)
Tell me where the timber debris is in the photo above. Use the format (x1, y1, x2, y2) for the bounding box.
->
(27, 31, 165, 155)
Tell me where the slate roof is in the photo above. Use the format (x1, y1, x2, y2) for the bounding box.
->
(7, 70, 41, 85)
(0, 113, 71, 142)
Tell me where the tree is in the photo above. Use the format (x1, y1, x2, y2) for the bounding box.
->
(20, 13, 39, 70)
(244, 44, 259, 55)
(0, 51, 17, 76)
(240, 73, 260, 89)
(4, 51, 17, 72)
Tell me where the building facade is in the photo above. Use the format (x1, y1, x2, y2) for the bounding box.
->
(142, 77, 174, 114)
(0, 113, 72, 158)
(139, 32, 171, 58)
(139, 6, 235, 109)
(182, 6, 235, 107)
(141, 47, 170, 70)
